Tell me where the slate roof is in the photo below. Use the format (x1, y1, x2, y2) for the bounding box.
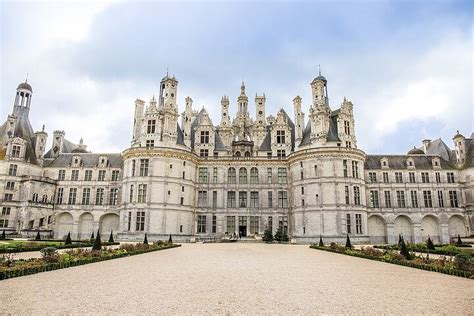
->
(425, 138, 455, 162)
(299, 109, 341, 146)
(43, 138, 79, 158)
(43, 153, 123, 168)
(364, 155, 456, 170)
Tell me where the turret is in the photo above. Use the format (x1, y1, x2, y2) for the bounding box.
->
(13, 80, 33, 118)
(237, 82, 248, 115)
(308, 70, 330, 144)
(51, 130, 65, 158)
(132, 99, 145, 145)
(310, 68, 328, 108)
(293, 96, 304, 148)
(254, 94, 267, 149)
(182, 96, 194, 147)
(219, 95, 232, 148)
(337, 97, 357, 148)
(159, 74, 179, 144)
(453, 131, 466, 165)
(34, 125, 48, 162)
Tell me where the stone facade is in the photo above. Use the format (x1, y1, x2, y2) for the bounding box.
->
(0, 74, 472, 243)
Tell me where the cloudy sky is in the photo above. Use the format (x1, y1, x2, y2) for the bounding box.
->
(1, 0, 472, 154)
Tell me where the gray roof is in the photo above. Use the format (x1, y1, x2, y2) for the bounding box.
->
(43, 138, 79, 158)
(176, 123, 185, 146)
(214, 130, 226, 151)
(17, 82, 32, 92)
(43, 153, 123, 168)
(190, 108, 206, 150)
(299, 109, 341, 146)
(259, 125, 272, 151)
(365, 155, 456, 170)
(425, 138, 455, 162)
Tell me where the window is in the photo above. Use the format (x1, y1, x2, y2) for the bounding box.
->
(129, 185, 134, 203)
(239, 168, 247, 184)
(200, 149, 209, 157)
(395, 172, 403, 183)
(147, 119, 156, 134)
(136, 211, 145, 231)
(278, 168, 287, 184)
(111, 170, 120, 181)
(227, 216, 235, 234)
(345, 186, 350, 204)
(384, 191, 392, 208)
(267, 168, 272, 183)
(250, 216, 259, 235)
(197, 215, 206, 233)
(212, 215, 217, 233)
(109, 188, 118, 205)
(437, 191, 445, 207)
(276, 130, 286, 144)
(140, 159, 149, 176)
(42, 195, 48, 203)
(56, 188, 64, 204)
(1, 207, 11, 216)
(278, 216, 288, 234)
(11, 145, 21, 158)
(228, 168, 236, 184)
(409, 172, 415, 183)
(344, 120, 350, 135)
(0, 219, 9, 228)
(301, 186, 305, 195)
(5, 182, 14, 190)
(239, 191, 247, 208)
(213, 167, 218, 183)
(250, 167, 259, 184)
(127, 212, 132, 231)
(346, 214, 351, 234)
(353, 186, 360, 205)
(250, 192, 259, 208)
(200, 131, 210, 144)
(4, 194, 13, 201)
(396, 191, 405, 208)
(198, 191, 208, 207)
(410, 191, 418, 208)
(58, 170, 66, 181)
(82, 188, 91, 205)
(369, 190, 379, 208)
(180, 197, 184, 205)
(449, 191, 459, 207)
(268, 216, 273, 232)
(314, 165, 318, 177)
(212, 191, 217, 208)
(131, 160, 136, 176)
(383, 172, 389, 183)
(346, 141, 352, 148)
(32, 193, 39, 202)
(423, 190, 433, 208)
(198, 167, 208, 183)
(343, 160, 348, 177)
(138, 184, 147, 203)
(435, 172, 441, 184)
(369, 172, 377, 183)
(277, 150, 286, 158)
(278, 191, 288, 208)
(268, 191, 273, 208)
(421, 172, 429, 183)
(68, 188, 77, 205)
(355, 214, 362, 234)
(84, 170, 92, 181)
(98, 170, 106, 181)
(8, 164, 18, 176)
(96, 188, 104, 205)
(146, 140, 154, 148)
(227, 191, 236, 208)
(71, 170, 79, 181)
(447, 172, 455, 184)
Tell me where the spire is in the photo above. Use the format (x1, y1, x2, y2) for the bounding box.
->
(318, 64, 321, 76)
(240, 81, 246, 95)
(26, 73, 29, 83)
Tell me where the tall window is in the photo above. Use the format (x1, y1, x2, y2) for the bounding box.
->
(0, 219, 9, 228)
(96, 188, 104, 205)
(250, 167, 259, 184)
(5, 182, 14, 190)
(353, 186, 360, 205)
(351, 161, 359, 178)
(268, 191, 273, 208)
(369, 190, 379, 208)
(127, 212, 132, 231)
(267, 168, 272, 183)
(98, 170, 106, 181)
(410, 191, 418, 208)
(239, 191, 247, 208)
(435, 172, 441, 184)
(278, 216, 288, 234)
(8, 164, 18, 176)
(147, 119, 156, 134)
(355, 214, 362, 234)
(345, 186, 350, 204)
(200, 131, 210, 144)
(395, 172, 403, 183)
(71, 170, 79, 181)
(82, 188, 91, 205)
(277, 150, 286, 158)
(396, 191, 405, 208)
(111, 170, 120, 181)
(198, 191, 208, 207)
(383, 172, 389, 183)
(138, 184, 147, 203)
(56, 188, 64, 204)
(346, 214, 351, 234)
(277, 168, 287, 184)
(343, 160, 348, 177)
(11, 145, 21, 158)
(227, 216, 235, 234)
(84, 170, 92, 181)
(198, 167, 208, 183)
(447, 172, 455, 183)
(239, 168, 247, 184)
(344, 120, 350, 135)
(409, 172, 415, 183)
(369, 172, 377, 183)
(449, 191, 459, 207)
(58, 170, 66, 181)
(109, 188, 118, 205)
(423, 190, 433, 208)
(276, 130, 286, 144)
(421, 172, 429, 183)
(212, 215, 217, 233)
(438, 190, 444, 207)
(197, 215, 206, 233)
(250, 192, 259, 208)
(384, 191, 392, 208)
(250, 216, 259, 235)
(131, 160, 136, 176)
(227, 191, 236, 208)
(129, 184, 134, 203)
(136, 211, 145, 231)
(68, 188, 77, 205)
(228, 168, 236, 184)
(212, 191, 217, 208)
(140, 159, 149, 176)
(278, 191, 288, 208)
(1, 207, 11, 216)
(268, 216, 273, 232)
(213, 167, 218, 183)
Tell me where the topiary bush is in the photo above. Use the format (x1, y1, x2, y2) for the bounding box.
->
(90, 231, 95, 241)
(262, 227, 273, 243)
(65, 232, 72, 245)
(345, 234, 352, 249)
(456, 235, 463, 246)
(274, 228, 283, 242)
(399, 238, 412, 260)
(318, 236, 324, 247)
(35, 231, 41, 241)
(427, 236, 435, 250)
(168, 234, 173, 244)
(143, 233, 148, 245)
(92, 229, 102, 251)
(0, 230, 5, 240)
(108, 231, 114, 243)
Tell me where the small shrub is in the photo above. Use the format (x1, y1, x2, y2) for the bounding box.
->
(454, 253, 472, 271)
(345, 234, 352, 249)
(40, 247, 59, 263)
(0, 230, 5, 240)
(143, 233, 148, 245)
(274, 228, 283, 242)
(35, 231, 41, 241)
(92, 230, 102, 251)
(108, 231, 114, 243)
(0, 253, 16, 267)
(427, 236, 435, 250)
(383, 251, 405, 262)
(65, 232, 72, 245)
(361, 246, 383, 257)
(318, 236, 324, 247)
(399, 239, 412, 260)
(262, 227, 273, 243)
(456, 235, 463, 246)
(168, 234, 173, 244)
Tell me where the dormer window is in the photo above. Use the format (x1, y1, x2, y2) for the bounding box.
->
(11, 145, 21, 158)
(344, 121, 350, 135)
(72, 156, 82, 167)
(276, 131, 286, 144)
(147, 120, 156, 134)
(381, 158, 389, 168)
(200, 131, 210, 144)
(406, 158, 415, 168)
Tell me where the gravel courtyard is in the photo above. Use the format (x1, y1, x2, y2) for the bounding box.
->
(1, 243, 473, 314)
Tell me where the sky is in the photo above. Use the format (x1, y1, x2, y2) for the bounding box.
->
(0, 0, 472, 154)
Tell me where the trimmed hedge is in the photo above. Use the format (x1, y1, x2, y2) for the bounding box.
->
(374, 244, 472, 256)
(0, 244, 181, 280)
(0, 242, 120, 254)
(310, 245, 472, 279)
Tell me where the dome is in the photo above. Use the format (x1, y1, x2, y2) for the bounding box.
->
(17, 82, 32, 92)
(408, 147, 424, 155)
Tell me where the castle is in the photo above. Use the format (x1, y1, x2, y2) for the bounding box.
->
(0, 72, 472, 244)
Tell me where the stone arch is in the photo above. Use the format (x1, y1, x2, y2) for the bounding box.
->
(56, 212, 73, 239)
(78, 212, 94, 240)
(99, 213, 120, 237)
(421, 215, 440, 244)
(448, 215, 468, 238)
(368, 215, 387, 244)
(394, 215, 413, 243)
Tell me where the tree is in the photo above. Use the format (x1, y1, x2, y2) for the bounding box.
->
(65, 232, 72, 245)
(280, 230, 289, 242)
(0, 230, 5, 240)
(262, 227, 273, 243)
(143, 233, 148, 245)
(35, 231, 41, 241)
(92, 229, 102, 251)
(426, 236, 435, 250)
(90, 231, 95, 241)
(274, 228, 283, 242)
(168, 234, 173, 244)
(108, 231, 114, 243)
(345, 234, 352, 249)
(398, 234, 403, 246)
(399, 238, 411, 260)
(318, 236, 324, 247)
(456, 234, 463, 246)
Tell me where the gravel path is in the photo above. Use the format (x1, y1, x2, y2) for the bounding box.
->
(1, 243, 473, 314)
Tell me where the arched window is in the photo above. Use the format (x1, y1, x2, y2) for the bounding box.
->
(244, 151, 251, 158)
(42, 195, 48, 203)
(250, 167, 259, 184)
(32, 193, 38, 202)
(228, 167, 236, 184)
(234, 151, 241, 158)
(239, 167, 247, 184)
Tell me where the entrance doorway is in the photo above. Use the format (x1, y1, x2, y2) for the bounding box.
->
(239, 226, 247, 237)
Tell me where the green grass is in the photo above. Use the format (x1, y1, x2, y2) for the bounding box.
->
(0, 240, 65, 250)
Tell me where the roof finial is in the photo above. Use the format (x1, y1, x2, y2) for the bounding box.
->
(166, 67, 169, 77)
(25, 73, 29, 83)
(318, 64, 321, 76)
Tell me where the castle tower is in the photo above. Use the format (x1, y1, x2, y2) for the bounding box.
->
(237, 82, 248, 115)
(132, 99, 145, 146)
(181, 96, 194, 147)
(453, 131, 466, 165)
(51, 130, 65, 158)
(159, 74, 179, 144)
(13, 80, 33, 118)
(254, 94, 266, 148)
(293, 95, 305, 148)
(34, 124, 48, 162)
(309, 70, 330, 144)
(337, 97, 357, 148)
(219, 95, 232, 148)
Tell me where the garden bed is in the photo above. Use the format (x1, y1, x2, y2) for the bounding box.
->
(0, 242, 180, 280)
(310, 244, 473, 279)
(0, 241, 119, 253)
(374, 244, 473, 256)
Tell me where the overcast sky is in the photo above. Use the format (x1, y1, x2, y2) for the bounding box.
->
(1, 0, 472, 154)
